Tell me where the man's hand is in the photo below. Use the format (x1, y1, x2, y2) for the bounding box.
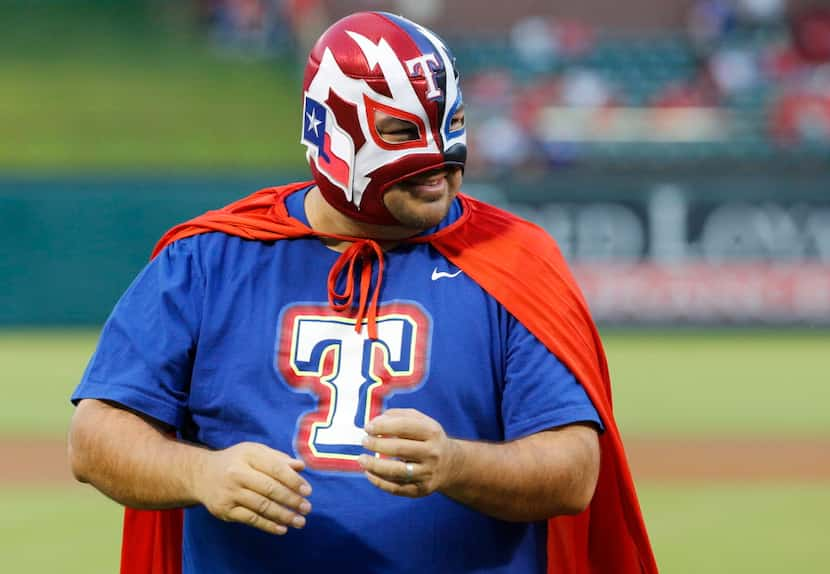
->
(69, 400, 315, 534)
(358, 408, 461, 497)
(358, 407, 600, 521)
(193, 442, 313, 536)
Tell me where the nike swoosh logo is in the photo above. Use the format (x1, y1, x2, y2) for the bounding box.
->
(431, 267, 463, 281)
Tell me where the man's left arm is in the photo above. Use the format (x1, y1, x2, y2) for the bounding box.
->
(358, 408, 600, 521)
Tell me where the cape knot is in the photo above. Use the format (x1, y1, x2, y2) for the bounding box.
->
(326, 238, 385, 339)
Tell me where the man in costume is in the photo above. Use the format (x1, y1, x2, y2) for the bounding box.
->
(69, 11, 656, 574)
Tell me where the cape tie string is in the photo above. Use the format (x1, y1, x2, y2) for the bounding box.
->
(326, 238, 385, 340)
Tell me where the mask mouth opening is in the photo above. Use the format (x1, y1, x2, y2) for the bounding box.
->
(400, 166, 458, 186)
(376, 158, 463, 195)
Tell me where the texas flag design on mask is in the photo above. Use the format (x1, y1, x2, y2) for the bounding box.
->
(302, 96, 354, 198)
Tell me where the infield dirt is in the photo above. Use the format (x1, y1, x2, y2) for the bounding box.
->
(2, 437, 829, 485)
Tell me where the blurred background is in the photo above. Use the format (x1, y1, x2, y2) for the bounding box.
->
(1, 0, 828, 572)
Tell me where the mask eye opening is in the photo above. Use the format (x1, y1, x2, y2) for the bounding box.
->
(375, 113, 422, 144)
(364, 95, 428, 151)
(444, 98, 466, 139)
(449, 111, 465, 131)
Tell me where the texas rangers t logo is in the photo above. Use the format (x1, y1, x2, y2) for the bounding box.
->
(277, 302, 431, 472)
(404, 53, 442, 100)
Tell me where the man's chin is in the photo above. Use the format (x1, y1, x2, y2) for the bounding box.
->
(385, 193, 453, 231)
(383, 168, 462, 230)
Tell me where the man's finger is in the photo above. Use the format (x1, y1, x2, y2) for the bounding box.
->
(241, 472, 312, 515)
(358, 454, 421, 483)
(226, 506, 288, 536)
(363, 470, 422, 498)
(365, 413, 432, 440)
(377, 408, 423, 418)
(237, 490, 306, 528)
(361, 435, 426, 461)
(234, 489, 307, 529)
(248, 450, 312, 496)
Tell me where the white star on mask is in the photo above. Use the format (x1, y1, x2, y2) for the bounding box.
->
(306, 109, 322, 136)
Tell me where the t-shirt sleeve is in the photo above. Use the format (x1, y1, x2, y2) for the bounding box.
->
(71, 237, 204, 429)
(501, 313, 603, 441)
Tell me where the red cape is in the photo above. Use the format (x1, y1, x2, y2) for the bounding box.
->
(122, 182, 657, 574)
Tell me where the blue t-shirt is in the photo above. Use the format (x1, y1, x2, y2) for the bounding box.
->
(73, 188, 602, 574)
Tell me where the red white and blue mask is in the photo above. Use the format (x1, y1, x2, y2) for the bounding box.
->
(301, 12, 467, 225)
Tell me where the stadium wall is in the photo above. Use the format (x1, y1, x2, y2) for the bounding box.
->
(2, 170, 828, 326)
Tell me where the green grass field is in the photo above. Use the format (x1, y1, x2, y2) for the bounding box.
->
(0, 2, 305, 171)
(640, 483, 830, 574)
(1, 328, 828, 573)
(0, 486, 122, 573)
(2, 482, 826, 574)
(2, 328, 828, 439)
(606, 330, 830, 438)
(0, 330, 99, 437)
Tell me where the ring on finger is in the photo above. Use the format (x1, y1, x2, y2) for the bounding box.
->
(404, 462, 415, 483)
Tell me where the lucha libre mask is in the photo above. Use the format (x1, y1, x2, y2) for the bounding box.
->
(301, 12, 467, 225)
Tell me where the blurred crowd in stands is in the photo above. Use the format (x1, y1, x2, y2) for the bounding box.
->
(461, 0, 830, 171)
(194, 0, 433, 60)
(196, 0, 830, 171)
(193, 0, 326, 57)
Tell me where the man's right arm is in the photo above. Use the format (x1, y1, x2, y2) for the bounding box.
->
(68, 398, 312, 535)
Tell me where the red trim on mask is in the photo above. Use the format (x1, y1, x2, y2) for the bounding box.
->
(326, 89, 366, 152)
(363, 94, 428, 151)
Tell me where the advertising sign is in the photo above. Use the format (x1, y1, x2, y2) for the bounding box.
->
(474, 178, 830, 325)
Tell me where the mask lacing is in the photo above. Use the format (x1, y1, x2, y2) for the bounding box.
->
(326, 238, 385, 340)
